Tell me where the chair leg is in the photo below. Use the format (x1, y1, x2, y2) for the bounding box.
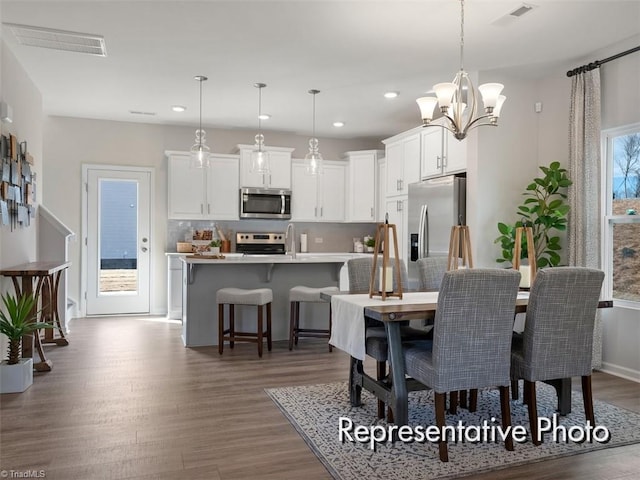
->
(523, 380, 531, 405)
(435, 392, 449, 462)
(524, 380, 541, 446)
(376, 361, 386, 419)
(469, 389, 478, 412)
(257, 305, 263, 358)
(459, 390, 468, 409)
(266, 302, 272, 352)
(500, 385, 514, 451)
(448, 391, 458, 415)
(582, 375, 595, 426)
(218, 303, 224, 355)
(288, 301, 296, 351)
(511, 380, 519, 400)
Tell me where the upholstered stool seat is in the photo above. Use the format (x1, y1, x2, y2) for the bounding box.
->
(289, 285, 338, 351)
(217, 287, 273, 357)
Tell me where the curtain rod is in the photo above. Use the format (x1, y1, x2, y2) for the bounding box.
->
(566, 45, 640, 77)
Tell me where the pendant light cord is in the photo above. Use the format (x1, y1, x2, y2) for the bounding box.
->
(198, 76, 203, 149)
(459, 0, 465, 72)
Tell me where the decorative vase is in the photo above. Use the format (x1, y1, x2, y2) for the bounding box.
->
(210, 247, 221, 255)
(0, 358, 34, 393)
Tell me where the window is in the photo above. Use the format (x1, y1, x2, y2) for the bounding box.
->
(602, 124, 640, 307)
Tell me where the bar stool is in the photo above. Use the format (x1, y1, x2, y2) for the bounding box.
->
(217, 287, 273, 357)
(288, 285, 338, 351)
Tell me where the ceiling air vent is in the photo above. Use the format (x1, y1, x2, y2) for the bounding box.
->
(3, 23, 107, 56)
(491, 3, 537, 26)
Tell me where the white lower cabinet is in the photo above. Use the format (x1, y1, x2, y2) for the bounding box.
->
(167, 255, 183, 320)
(291, 160, 345, 222)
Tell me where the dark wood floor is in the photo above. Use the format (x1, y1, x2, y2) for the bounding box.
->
(1, 316, 639, 479)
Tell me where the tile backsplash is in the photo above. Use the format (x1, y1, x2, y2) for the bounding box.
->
(167, 220, 377, 253)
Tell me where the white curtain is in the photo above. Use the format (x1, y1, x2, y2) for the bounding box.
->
(568, 69, 603, 368)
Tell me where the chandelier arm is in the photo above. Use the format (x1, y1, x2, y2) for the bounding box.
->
(423, 119, 459, 138)
(462, 112, 498, 133)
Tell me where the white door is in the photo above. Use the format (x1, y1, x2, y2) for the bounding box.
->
(84, 167, 151, 315)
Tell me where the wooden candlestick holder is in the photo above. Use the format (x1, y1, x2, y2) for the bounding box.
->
(369, 222, 403, 300)
(447, 225, 473, 270)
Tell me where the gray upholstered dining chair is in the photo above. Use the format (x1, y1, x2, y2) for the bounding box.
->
(416, 256, 448, 290)
(510, 267, 605, 446)
(346, 257, 431, 419)
(403, 268, 521, 462)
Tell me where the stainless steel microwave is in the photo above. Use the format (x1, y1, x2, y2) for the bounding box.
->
(240, 187, 292, 219)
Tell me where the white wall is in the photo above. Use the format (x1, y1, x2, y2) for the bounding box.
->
(0, 41, 43, 359)
(534, 35, 640, 380)
(42, 117, 379, 315)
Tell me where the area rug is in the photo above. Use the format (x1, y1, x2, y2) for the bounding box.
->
(265, 382, 640, 480)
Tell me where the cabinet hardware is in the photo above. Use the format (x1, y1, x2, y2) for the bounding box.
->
(443, 155, 447, 167)
(207, 204, 211, 214)
(437, 156, 441, 168)
(370, 207, 374, 217)
(141, 246, 148, 252)
(320, 207, 324, 217)
(200, 204, 203, 214)
(315, 206, 318, 217)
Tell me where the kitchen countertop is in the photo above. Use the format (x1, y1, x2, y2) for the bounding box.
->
(176, 252, 369, 264)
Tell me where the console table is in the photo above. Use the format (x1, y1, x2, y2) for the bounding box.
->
(1, 261, 71, 371)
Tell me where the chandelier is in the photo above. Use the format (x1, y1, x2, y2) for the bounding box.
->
(190, 75, 211, 168)
(416, 0, 506, 141)
(250, 83, 270, 173)
(304, 89, 323, 175)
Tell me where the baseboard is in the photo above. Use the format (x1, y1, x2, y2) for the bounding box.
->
(599, 362, 640, 383)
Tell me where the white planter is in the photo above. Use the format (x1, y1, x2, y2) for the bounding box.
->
(0, 358, 34, 393)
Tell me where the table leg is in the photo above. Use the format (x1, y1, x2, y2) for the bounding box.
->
(385, 321, 408, 426)
(349, 356, 363, 407)
(18, 276, 34, 360)
(41, 272, 69, 346)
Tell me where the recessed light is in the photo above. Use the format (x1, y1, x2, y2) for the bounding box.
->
(333, 121, 345, 128)
(171, 105, 186, 112)
(384, 91, 399, 99)
(258, 113, 271, 120)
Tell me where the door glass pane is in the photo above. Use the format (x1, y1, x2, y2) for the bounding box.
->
(99, 179, 138, 293)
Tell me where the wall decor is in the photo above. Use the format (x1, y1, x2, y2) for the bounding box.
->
(0, 132, 34, 229)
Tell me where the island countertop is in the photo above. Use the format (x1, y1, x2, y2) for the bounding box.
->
(178, 252, 365, 264)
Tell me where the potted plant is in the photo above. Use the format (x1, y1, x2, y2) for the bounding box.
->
(494, 161, 572, 268)
(364, 236, 376, 253)
(0, 292, 51, 393)
(209, 239, 222, 255)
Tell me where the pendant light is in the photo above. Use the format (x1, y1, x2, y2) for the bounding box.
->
(304, 89, 323, 175)
(416, 0, 506, 140)
(250, 83, 270, 173)
(190, 75, 211, 168)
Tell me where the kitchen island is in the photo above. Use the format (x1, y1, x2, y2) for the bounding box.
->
(178, 253, 361, 347)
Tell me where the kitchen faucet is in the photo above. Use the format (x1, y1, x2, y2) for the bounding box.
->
(285, 223, 296, 259)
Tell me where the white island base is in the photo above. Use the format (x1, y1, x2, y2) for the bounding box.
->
(180, 254, 354, 347)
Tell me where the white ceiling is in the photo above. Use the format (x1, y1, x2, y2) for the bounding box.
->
(2, 1, 639, 140)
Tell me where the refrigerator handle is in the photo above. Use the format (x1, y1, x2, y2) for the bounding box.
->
(418, 205, 428, 259)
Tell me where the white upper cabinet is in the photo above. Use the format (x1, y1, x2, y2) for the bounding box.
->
(291, 160, 345, 222)
(343, 150, 383, 222)
(237, 145, 294, 189)
(421, 122, 467, 179)
(383, 128, 421, 197)
(166, 151, 239, 220)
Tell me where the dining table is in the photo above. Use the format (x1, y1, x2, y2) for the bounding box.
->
(326, 290, 613, 427)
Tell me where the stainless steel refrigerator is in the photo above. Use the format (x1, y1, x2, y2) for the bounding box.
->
(407, 175, 466, 282)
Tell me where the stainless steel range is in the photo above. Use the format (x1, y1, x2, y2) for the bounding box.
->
(235, 232, 286, 255)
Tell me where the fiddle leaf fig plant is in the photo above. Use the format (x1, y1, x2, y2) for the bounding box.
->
(495, 161, 572, 268)
(0, 292, 51, 365)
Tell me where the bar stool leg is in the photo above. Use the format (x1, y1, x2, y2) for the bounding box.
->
(288, 301, 296, 351)
(218, 303, 225, 355)
(229, 304, 235, 349)
(257, 305, 264, 357)
(266, 302, 272, 351)
(328, 304, 333, 352)
(294, 302, 300, 346)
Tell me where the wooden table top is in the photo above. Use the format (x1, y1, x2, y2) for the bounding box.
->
(0, 261, 71, 276)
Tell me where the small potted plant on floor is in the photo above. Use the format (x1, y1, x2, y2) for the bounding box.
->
(0, 292, 51, 393)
